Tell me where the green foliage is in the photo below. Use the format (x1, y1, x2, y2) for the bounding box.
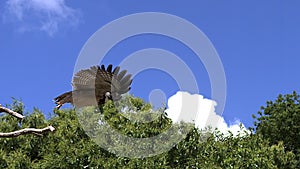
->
(253, 91, 300, 159)
(168, 129, 297, 169)
(0, 95, 298, 168)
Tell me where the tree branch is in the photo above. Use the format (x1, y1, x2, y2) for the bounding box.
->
(0, 104, 24, 119)
(0, 104, 55, 137)
(0, 126, 55, 138)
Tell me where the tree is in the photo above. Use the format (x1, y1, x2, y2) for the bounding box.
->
(253, 91, 300, 167)
(0, 95, 298, 168)
(168, 129, 297, 169)
(0, 100, 54, 138)
(253, 91, 300, 154)
(0, 100, 55, 168)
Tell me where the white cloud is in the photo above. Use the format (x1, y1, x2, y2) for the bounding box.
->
(165, 91, 249, 136)
(3, 0, 80, 36)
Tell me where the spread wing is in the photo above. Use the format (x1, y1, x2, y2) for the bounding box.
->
(72, 64, 132, 100)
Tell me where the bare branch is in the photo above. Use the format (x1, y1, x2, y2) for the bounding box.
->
(0, 104, 24, 119)
(0, 126, 55, 138)
(0, 103, 55, 138)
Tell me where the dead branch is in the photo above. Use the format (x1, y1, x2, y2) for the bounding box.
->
(0, 126, 55, 138)
(0, 104, 24, 119)
(0, 104, 55, 137)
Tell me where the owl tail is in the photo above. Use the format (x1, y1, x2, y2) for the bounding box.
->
(54, 91, 73, 109)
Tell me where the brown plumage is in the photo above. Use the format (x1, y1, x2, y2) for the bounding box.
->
(54, 64, 132, 109)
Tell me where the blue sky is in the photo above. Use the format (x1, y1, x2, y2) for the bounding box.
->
(0, 0, 299, 128)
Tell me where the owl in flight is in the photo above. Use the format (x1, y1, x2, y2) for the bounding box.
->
(54, 64, 132, 109)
